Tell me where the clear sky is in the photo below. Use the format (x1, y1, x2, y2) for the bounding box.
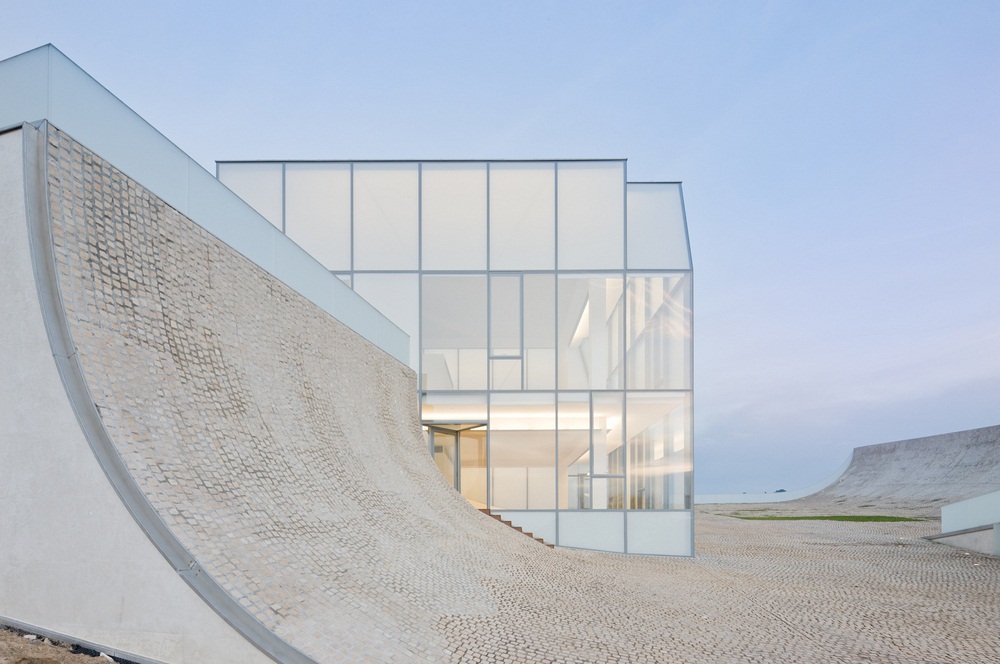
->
(4, 1, 998, 493)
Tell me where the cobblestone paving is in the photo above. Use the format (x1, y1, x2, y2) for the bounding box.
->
(41, 127, 1000, 663)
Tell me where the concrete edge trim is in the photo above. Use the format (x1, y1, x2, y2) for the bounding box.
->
(21, 122, 316, 664)
(925, 524, 996, 541)
(1, 616, 168, 664)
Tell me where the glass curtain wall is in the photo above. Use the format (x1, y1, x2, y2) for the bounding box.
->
(217, 161, 694, 549)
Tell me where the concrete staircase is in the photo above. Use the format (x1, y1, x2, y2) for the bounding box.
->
(478, 509, 554, 548)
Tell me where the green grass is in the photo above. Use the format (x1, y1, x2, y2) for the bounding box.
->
(728, 515, 923, 522)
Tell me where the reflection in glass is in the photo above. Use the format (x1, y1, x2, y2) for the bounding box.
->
(626, 274, 692, 390)
(490, 393, 556, 510)
(490, 274, 521, 355)
(523, 274, 556, 390)
(558, 276, 624, 390)
(626, 392, 691, 509)
(557, 393, 590, 509)
(592, 392, 625, 509)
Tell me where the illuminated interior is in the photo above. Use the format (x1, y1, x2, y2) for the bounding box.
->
(218, 160, 694, 554)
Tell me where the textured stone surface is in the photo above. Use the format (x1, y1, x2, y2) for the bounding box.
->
(41, 127, 1000, 663)
(821, 426, 1000, 505)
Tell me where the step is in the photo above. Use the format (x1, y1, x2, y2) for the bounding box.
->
(478, 508, 553, 548)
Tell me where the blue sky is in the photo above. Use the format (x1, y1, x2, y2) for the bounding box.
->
(4, 1, 998, 493)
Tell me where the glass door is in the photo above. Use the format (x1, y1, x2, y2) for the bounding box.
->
(427, 423, 487, 508)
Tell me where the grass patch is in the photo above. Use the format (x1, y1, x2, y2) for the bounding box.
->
(729, 515, 922, 522)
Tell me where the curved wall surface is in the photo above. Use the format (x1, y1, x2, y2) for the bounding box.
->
(1, 125, 273, 663)
(3, 122, 700, 663)
(814, 425, 1000, 503)
(698, 425, 1000, 507)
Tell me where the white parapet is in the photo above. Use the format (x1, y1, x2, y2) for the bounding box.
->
(0, 45, 408, 365)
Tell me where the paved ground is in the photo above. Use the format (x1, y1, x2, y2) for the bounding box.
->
(8, 495, 996, 664)
(679, 503, 999, 663)
(9, 129, 996, 664)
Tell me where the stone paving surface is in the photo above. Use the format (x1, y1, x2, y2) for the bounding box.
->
(41, 127, 1000, 663)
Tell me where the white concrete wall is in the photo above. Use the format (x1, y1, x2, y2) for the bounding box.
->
(931, 527, 999, 557)
(942, 489, 1000, 534)
(0, 127, 272, 664)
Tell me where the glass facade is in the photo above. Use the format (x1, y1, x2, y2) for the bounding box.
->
(218, 161, 693, 555)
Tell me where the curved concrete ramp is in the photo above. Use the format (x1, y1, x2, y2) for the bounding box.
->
(2, 123, 700, 663)
(810, 426, 1000, 508)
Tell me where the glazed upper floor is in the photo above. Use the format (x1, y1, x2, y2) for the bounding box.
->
(216, 160, 691, 274)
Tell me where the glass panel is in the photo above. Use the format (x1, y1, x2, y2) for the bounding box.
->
(490, 393, 556, 510)
(353, 273, 420, 372)
(557, 161, 625, 270)
(421, 393, 487, 425)
(626, 392, 692, 510)
(353, 163, 419, 270)
(217, 163, 283, 229)
(421, 163, 487, 270)
(490, 358, 521, 390)
(626, 273, 692, 390)
(422, 275, 487, 390)
(490, 274, 521, 355)
(284, 163, 352, 271)
(591, 477, 624, 510)
(459, 428, 488, 507)
(523, 274, 555, 390)
(592, 392, 624, 476)
(557, 276, 624, 390)
(557, 393, 591, 510)
(432, 429, 457, 489)
(489, 163, 555, 270)
(626, 183, 690, 270)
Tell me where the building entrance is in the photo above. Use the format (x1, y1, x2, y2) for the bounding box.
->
(426, 423, 487, 508)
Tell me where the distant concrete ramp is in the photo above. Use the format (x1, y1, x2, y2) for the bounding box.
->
(699, 425, 1000, 508)
(814, 425, 1000, 505)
